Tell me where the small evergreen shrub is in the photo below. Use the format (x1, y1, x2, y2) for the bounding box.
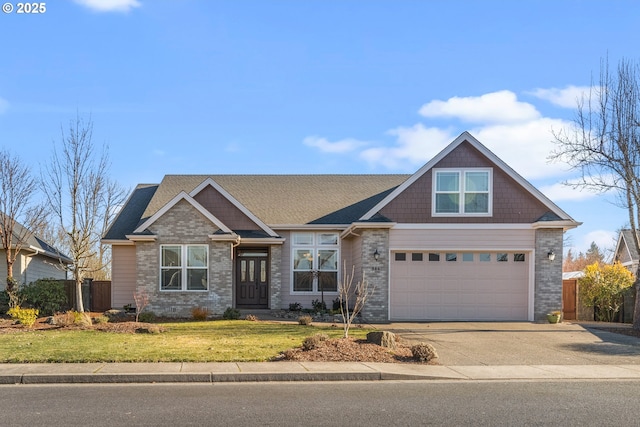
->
(191, 306, 210, 321)
(311, 299, 326, 312)
(288, 302, 302, 311)
(20, 278, 67, 316)
(222, 307, 241, 320)
(7, 306, 39, 328)
(0, 291, 9, 313)
(138, 311, 156, 323)
(298, 315, 313, 325)
(302, 333, 329, 351)
(332, 297, 341, 311)
(411, 343, 438, 363)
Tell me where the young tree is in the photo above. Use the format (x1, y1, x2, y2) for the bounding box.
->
(0, 149, 47, 303)
(551, 57, 640, 329)
(579, 262, 635, 322)
(338, 264, 374, 338)
(41, 115, 124, 311)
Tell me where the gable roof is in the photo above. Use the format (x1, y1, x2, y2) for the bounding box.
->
(361, 131, 579, 228)
(0, 217, 72, 263)
(615, 229, 640, 264)
(143, 174, 410, 226)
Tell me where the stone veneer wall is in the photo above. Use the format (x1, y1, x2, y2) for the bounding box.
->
(359, 229, 390, 323)
(534, 228, 564, 321)
(269, 245, 282, 310)
(135, 200, 233, 317)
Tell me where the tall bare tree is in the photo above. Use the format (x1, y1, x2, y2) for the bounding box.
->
(0, 149, 47, 302)
(551, 57, 640, 329)
(41, 115, 124, 311)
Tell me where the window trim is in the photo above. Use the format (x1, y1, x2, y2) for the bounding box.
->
(160, 244, 209, 292)
(432, 168, 493, 217)
(291, 232, 340, 294)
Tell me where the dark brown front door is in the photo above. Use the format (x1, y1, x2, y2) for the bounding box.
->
(236, 249, 269, 308)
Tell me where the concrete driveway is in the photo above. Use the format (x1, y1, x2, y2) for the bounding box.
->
(387, 322, 640, 366)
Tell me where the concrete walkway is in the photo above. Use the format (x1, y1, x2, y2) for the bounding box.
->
(2, 321, 640, 384)
(3, 361, 640, 384)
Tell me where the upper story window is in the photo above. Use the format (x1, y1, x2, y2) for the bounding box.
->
(160, 245, 208, 291)
(433, 168, 492, 216)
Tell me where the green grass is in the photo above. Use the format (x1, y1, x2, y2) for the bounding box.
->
(0, 320, 369, 363)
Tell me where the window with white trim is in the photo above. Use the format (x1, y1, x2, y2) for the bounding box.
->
(433, 168, 492, 216)
(292, 232, 339, 293)
(160, 245, 208, 291)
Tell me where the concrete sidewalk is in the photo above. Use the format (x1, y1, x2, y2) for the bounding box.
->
(3, 362, 640, 384)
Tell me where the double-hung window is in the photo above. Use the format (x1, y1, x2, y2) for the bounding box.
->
(292, 232, 339, 293)
(433, 168, 492, 216)
(160, 245, 208, 291)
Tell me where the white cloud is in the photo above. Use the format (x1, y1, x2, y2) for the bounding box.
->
(418, 90, 540, 124)
(528, 85, 592, 108)
(0, 97, 8, 114)
(579, 229, 618, 254)
(538, 182, 600, 202)
(73, 0, 141, 13)
(360, 125, 453, 170)
(303, 136, 368, 154)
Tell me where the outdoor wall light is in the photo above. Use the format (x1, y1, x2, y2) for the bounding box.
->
(547, 250, 556, 261)
(373, 249, 380, 261)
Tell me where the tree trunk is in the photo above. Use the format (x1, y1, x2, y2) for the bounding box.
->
(75, 278, 85, 312)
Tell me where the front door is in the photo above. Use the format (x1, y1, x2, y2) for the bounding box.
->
(236, 249, 269, 308)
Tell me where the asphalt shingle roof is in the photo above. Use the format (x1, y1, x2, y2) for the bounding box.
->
(104, 175, 409, 240)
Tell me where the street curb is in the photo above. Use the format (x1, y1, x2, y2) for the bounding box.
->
(2, 372, 387, 384)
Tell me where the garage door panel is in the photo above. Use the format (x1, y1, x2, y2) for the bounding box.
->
(391, 251, 529, 321)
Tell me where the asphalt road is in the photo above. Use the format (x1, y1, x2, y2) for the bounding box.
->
(3, 380, 640, 426)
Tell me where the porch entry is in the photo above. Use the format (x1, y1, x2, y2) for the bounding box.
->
(236, 248, 269, 308)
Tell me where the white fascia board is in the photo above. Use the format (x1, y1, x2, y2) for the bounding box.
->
(26, 245, 73, 264)
(360, 131, 577, 222)
(101, 239, 135, 246)
(340, 222, 396, 238)
(531, 220, 582, 230)
(190, 178, 279, 238)
(392, 223, 533, 230)
(270, 224, 350, 230)
(134, 191, 232, 234)
(238, 237, 285, 245)
(125, 234, 158, 242)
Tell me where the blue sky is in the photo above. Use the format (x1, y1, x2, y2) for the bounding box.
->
(1, 0, 638, 257)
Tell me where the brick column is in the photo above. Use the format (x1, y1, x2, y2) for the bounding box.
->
(359, 229, 389, 323)
(534, 228, 564, 321)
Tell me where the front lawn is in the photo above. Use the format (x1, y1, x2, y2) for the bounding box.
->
(0, 320, 369, 363)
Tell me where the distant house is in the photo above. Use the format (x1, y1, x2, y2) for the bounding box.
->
(0, 221, 71, 289)
(103, 132, 580, 322)
(614, 229, 640, 273)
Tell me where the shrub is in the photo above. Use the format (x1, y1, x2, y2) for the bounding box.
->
(332, 297, 341, 311)
(222, 307, 241, 320)
(411, 343, 438, 363)
(288, 302, 302, 312)
(191, 306, 210, 321)
(311, 299, 326, 312)
(0, 291, 9, 314)
(138, 311, 156, 323)
(72, 310, 92, 326)
(19, 278, 67, 316)
(7, 306, 39, 328)
(298, 315, 313, 325)
(302, 333, 329, 351)
(245, 314, 259, 321)
(93, 315, 109, 324)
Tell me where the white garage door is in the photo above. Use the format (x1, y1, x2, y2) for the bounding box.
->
(390, 251, 529, 321)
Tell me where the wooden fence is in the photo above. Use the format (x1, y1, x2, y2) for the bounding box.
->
(63, 280, 112, 312)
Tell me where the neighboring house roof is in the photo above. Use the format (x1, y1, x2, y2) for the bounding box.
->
(563, 271, 585, 280)
(0, 218, 72, 264)
(615, 229, 640, 264)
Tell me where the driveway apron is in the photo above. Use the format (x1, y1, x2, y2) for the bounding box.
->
(387, 322, 640, 366)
